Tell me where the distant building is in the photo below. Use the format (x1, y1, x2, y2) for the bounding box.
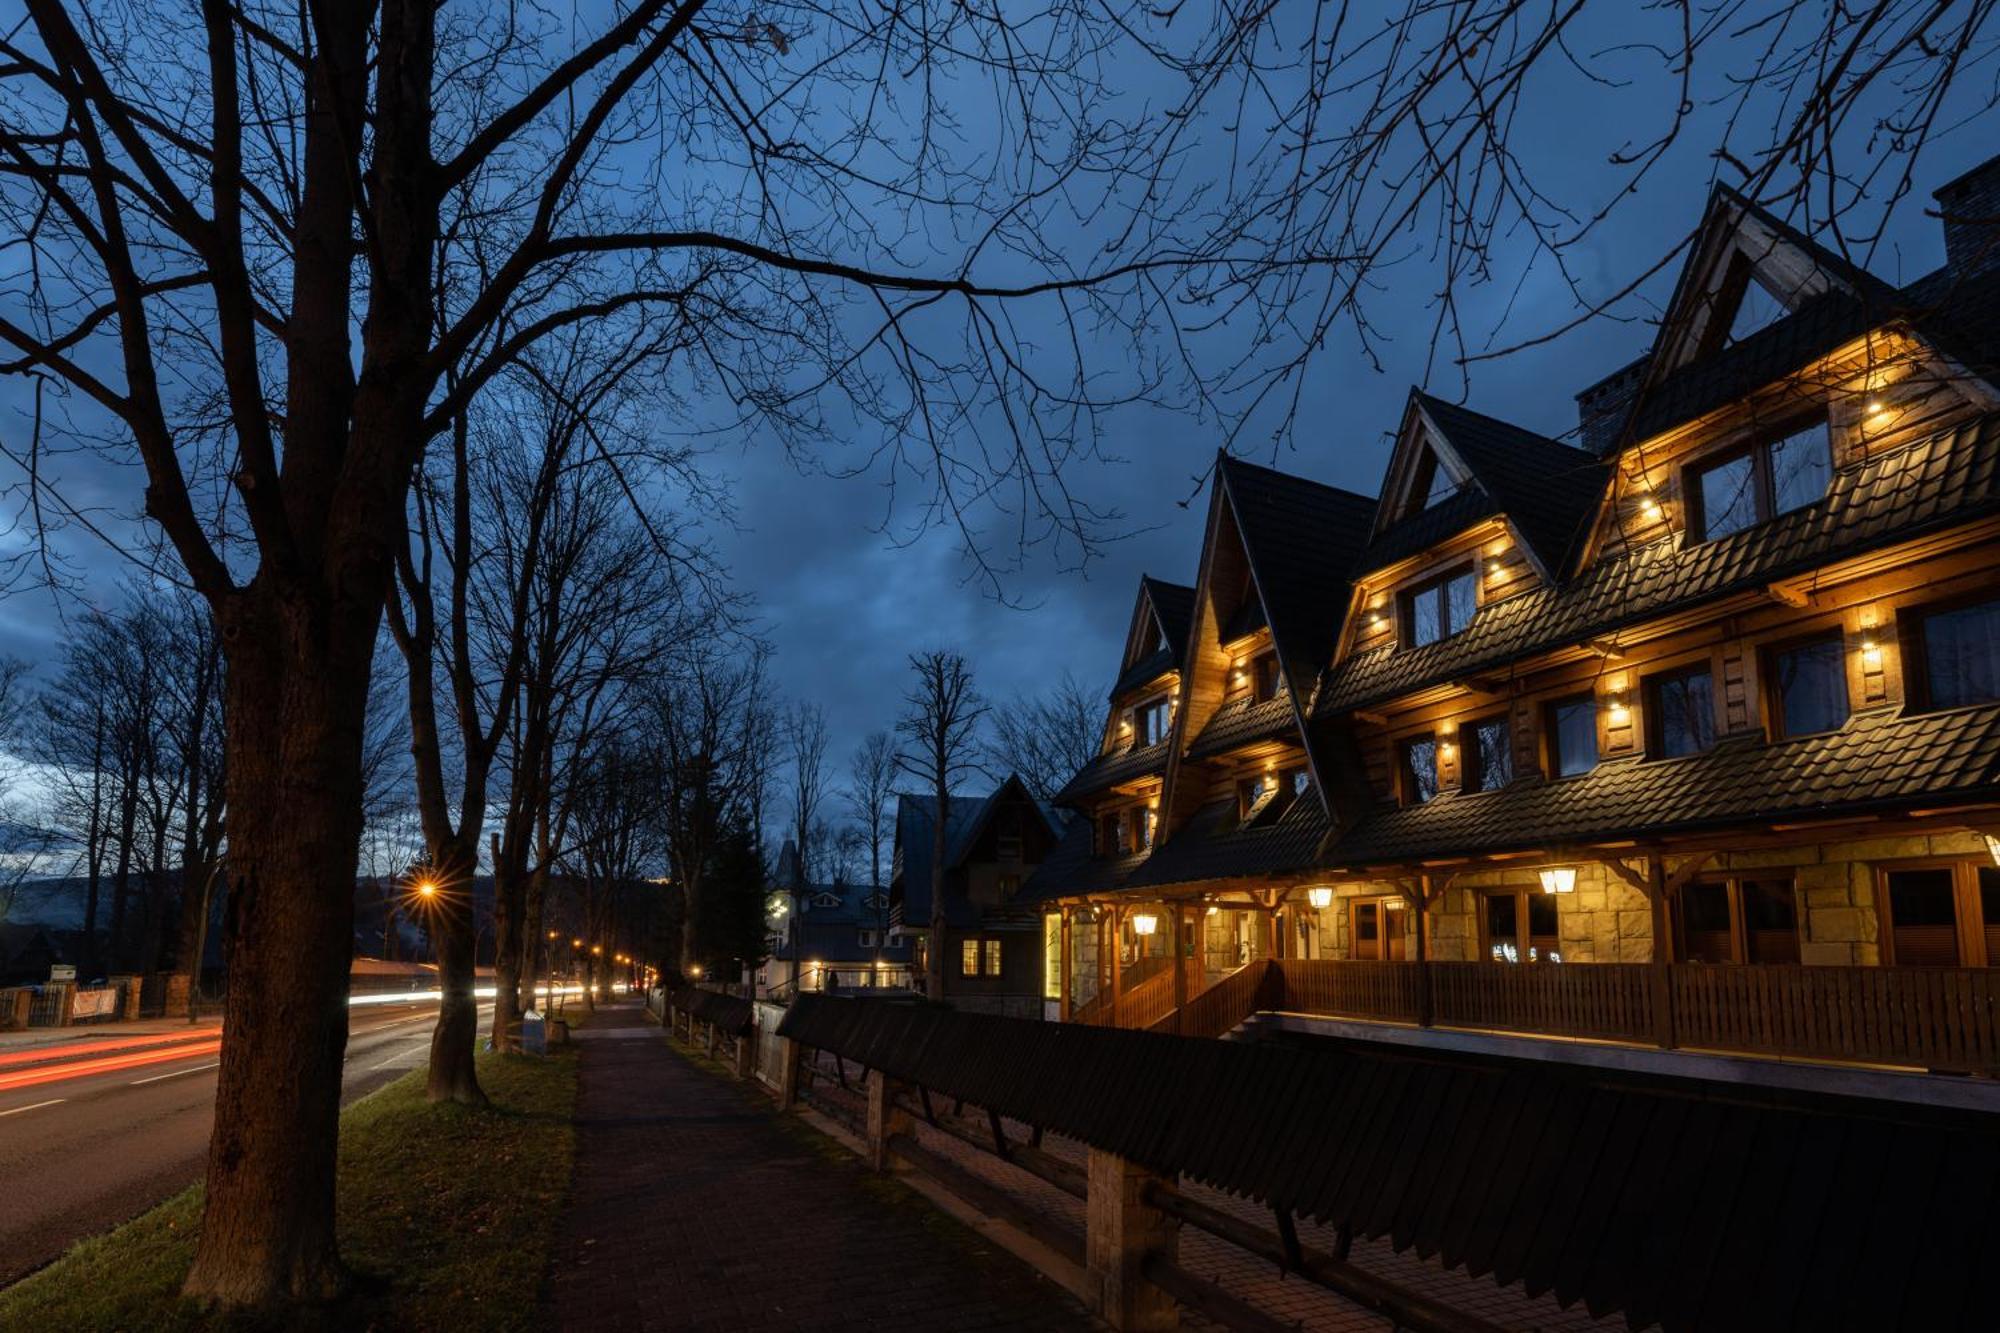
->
(890, 776, 1066, 1018)
(758, 841, 911, 996)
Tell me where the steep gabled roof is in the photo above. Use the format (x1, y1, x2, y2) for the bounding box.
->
(1217, 455, 1377, 698)
(1111, 576, 1197, 699)
(890, 776, 1064, 928)
(1414, 396, 1609, 578)
(1143, 577, 1196, 662)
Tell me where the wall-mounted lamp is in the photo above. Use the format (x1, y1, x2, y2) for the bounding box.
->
(1307, 886, 1334, 910)
(1538, 866, 1578, 895)
(1607, 695, 1630, 725)
(1205, 904, 1220, 917)
(1639, 494, 1663, 521)
(1130, 911, 1159, 937)
(1861, 638, 1883, 669)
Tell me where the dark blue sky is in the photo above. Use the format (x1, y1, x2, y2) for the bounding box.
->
(2, 4, 1995, 793)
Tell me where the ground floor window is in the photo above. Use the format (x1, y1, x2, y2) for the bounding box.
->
(1043, 916, 1062, 999)
(1481, 891, 1559, 963)
(1679, 877, 1799, 963)
(1350, 896, 1408, 961)
(1878, 861, 2000, 965)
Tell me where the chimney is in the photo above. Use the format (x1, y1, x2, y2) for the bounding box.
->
(1574, 355, 1649, 456)
(1934, 154, 2000, 281)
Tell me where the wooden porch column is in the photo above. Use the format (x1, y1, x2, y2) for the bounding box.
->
(1059, 910, 1074, 1023)
(866, 1069, 908, 1173)
(1109, 905, 1123, 1028)
(1648, 854, 1678, 1050)
(734, 1023, 756, 1080)
(1086, 1148, 1180, 1330)
(1169, 903, 1188, 1034)
(1414, 875, 1435, 1028)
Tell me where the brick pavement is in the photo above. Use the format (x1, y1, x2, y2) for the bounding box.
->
(542, 1002, 1098, 1332)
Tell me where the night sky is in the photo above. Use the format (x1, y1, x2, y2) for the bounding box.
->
(2, 7, 1995, 785)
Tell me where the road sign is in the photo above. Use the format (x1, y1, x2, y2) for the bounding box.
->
(48, 964, 75, 983)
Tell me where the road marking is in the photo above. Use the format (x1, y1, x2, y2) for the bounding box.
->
(0, 1098, 65, 1118)
(130, 1061, 220, 1086)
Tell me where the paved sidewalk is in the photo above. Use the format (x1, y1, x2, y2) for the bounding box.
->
(543, 1001, 1096, 1332)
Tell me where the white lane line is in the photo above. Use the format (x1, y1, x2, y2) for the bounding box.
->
(0, 1098, 66, 1117)
(130, 1061, 220, 1086)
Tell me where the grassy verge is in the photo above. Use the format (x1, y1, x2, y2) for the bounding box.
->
(0, 1049, 579, 1332)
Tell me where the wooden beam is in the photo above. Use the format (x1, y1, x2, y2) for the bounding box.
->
(1596, 856, 1651, 896)
(1665, 849, 1720, 894)
(1765, 583, 1811, 608)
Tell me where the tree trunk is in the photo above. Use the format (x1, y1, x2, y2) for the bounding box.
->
(182, 599, 371, 1306)
(425, 837, 485, 1106)
(520, 865, 545, 1014)
(490, 851, 524, 1053)
(927, 786, 948, 998)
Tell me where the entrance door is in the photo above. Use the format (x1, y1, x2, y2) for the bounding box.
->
(1352, 899, 1407, 961)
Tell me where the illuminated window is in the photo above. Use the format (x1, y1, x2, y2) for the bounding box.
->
(1483, 891, 1560, 964)
(960, 939, 980, 977)
(983, 939, 1003, 976)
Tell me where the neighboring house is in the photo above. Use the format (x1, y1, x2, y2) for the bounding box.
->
(889, 776, 1066, 1018)
(0, 922, 67, 986)
(759, 841, 911, 996)
(1025, 153, 2000, 1079)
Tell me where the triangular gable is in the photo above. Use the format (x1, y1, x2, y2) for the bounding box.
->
(1413, 395, 1609, 582)
(1371, 398, 1477, 536)
(1651, 187, 1888, 378)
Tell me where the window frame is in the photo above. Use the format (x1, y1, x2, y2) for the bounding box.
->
(1645, 661, 1717, 759)
(1398, 734, 1440, 806)
(982, 938, 1004, 977)
(1251, 652, 1284, 703)
(1135, 694, 1172, 747)
(1904, 593, 2000, 713)
(1874, 858, 2000, 967)
(1544, 692, 1599, 779)
(1398, 563, 1477, 649)
(1685, 413, 1832, 543)
(1460, 713, 1513, 793)
(1349, 896, 1409, 961)
(1763, 629, 1851, 739)
(1676, 875, 1801, 964)
(1478, 889, 1562, 965)
(960, 938, 982, 977)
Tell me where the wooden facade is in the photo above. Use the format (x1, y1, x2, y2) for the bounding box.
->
(1025, 162, 2000, 1078)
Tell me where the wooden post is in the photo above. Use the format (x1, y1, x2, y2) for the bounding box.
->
(734, 1024, 755, 1080)
(1059, 910, 1074, 1023)
(1414, 875, 1434, 1028)
(1649, 854, 1678, 1050)
(1109, 906, 1124, 1028)
(776, 1033, 804, 1110)
(1169, 903, 1188, 1033)
(705, 1019, 717, 1056)
(865, 1070, 907, 1173)
(1086, 1147, 1180, 1330)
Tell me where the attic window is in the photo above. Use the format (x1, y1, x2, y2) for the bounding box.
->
(1405, 449, 1462, 516)
(1135, 695, 1171, 746)
(811, 892, 840, 909)
(1251, 653, 1283, 703)
(1688, 416, 1831, 542)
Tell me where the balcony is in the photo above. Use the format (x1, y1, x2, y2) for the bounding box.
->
(1115, 957, 2000, 1076)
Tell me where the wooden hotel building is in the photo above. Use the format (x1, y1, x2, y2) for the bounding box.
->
(1024, 161, 2000, 1075)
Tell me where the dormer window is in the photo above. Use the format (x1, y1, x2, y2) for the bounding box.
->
(1135, 696, 1171, 747)
(1688, 416, 1831, 542)
(1251, 653, 1283, 702)
(810, 892, 841, 910)
(1400, 565, 1475, 648)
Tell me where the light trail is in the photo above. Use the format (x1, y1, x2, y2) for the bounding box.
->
(0, 1040, 224, 1094)
(0, 1027, 221, 1069)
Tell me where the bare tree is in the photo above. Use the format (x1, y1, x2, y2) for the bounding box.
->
(987, 672, 1103, 803)
(895, 653, 987, 997)
(846, 730, 899, 966)
(785, 703, 831, 885)
(654, 650, 758, 977)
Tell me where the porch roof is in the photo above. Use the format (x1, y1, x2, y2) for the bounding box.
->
(1326, 701, 2000, 867)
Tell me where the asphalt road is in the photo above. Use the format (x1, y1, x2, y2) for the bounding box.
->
(0, 999, 491, 1287)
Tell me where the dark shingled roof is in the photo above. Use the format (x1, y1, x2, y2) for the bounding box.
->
(1143, 577, 1196, 663)
(782, 994, 2000, 1333)
(1220, 456, 1377, 698)
(1330, 702, 2000, 865)
(1052, 738, 1171, 805)
(1110, 646, 1176, 700)
(1364, 398, 1608, 580)
(891, 783, 1063, 930)
(1017, 817, 1149, 904)
(1316, 413, 2000, 719)
(1418, 396, 1610, 577)
(1184, 695, 1297, 761)
(1125, 793, 1329, 891)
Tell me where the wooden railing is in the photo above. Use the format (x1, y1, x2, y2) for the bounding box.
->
(1149, 960, 1277, 1038)
(1671, 964, 2000, 1074)
(1278, 959, 1421, 1023)
(1068, 952, 2000, 1077)
(1430, 961, 1653, 1044)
